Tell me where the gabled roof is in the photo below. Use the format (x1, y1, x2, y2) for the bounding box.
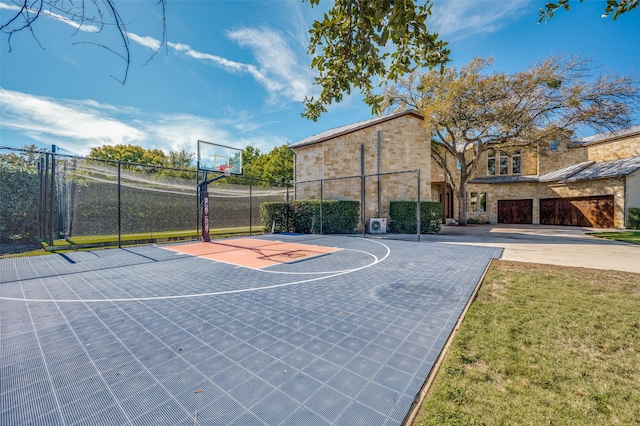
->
(289, 110, 423, 149)
(539, 161, 595, 182)
(573, 125, 640, 146)
(564, 156, 640, 182)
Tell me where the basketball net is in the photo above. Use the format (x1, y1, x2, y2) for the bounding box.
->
(220, 164, 233, 176)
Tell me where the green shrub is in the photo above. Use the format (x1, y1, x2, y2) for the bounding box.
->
(629, 207, 640, 230)
(260, 202, 294, 233)
(0, 163, 40, 241)
(389, 201, 441, 234)
(467, 217, 491, 225)
(261, 200, 359, 234)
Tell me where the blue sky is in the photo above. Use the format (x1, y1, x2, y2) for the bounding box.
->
(1, 1, 639, 158)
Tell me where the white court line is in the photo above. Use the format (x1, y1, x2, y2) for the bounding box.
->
(0, 239, 391, 303)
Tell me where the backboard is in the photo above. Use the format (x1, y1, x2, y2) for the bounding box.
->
(197, 140, 243, 175)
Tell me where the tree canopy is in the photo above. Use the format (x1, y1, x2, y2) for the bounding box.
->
(240, 144, 293, 186)
(384, 55, 639, 224)
(89, 144, 167, 166)
(302, 0, 449, 121)
(539, 0, 638, 22)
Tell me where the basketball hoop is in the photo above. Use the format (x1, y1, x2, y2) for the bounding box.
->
(219, 164, 233, 176)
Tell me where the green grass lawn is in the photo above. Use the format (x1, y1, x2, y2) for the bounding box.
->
(414, 260, 640, 425)
(46, 226, 259, 246)
(2, 227, 262, 258)
(589, 230, 640, 245)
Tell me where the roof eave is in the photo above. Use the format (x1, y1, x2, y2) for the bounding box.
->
(290, 110, 424, 149)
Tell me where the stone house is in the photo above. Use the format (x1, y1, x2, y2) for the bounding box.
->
(290, 110, 640, 230)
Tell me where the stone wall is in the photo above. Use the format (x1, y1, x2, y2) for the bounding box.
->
(628, 171, 640, 210)
(585, 134, 640, 162)
(541, 179, 626, 228)
(292, 114, 431, 227)
(294, 115, 638, 229)
(466, 182, 539, 224)
(467, 178, 627, 228)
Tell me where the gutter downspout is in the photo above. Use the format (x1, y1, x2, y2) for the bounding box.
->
(377, 130, 382, 217)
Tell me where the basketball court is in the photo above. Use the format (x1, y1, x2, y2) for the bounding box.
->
(163, 238, 341, 269)
(0, 234, 501, 425)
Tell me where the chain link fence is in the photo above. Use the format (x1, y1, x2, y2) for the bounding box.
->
(294, 169, 427, 241)
(1, 147, 290, 255)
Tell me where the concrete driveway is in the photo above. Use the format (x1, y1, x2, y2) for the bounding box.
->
(420, 224, 640, 274)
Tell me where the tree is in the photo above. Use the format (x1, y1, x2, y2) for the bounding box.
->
(539, 0, 638, 22)
(237, 144, 293, 186)
(261, 145, 293, 185)
(240, 146, 264, 181)
(89, 144, 166, 167)
(303, 0, 449, 121)
(384, 55, 639, 225)
(0, 145, 43, 241)
(165, 149, 195, 169)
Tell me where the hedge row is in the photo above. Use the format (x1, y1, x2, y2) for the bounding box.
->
(389, 201, 442, 234)
(0, 166, 40, 241)
(629, 207, 640, 230)
(260, 199, 442, 235)
(260, 200, 360, 234)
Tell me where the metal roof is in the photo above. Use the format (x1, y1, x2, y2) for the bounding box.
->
(469, 175, 540, 184)
(573, 125, 640, 146)
(289, 110, 423, 149)
(564, 156, 640, 182)
(539, 161, 595, 182)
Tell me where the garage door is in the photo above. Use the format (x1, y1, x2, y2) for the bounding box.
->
(540, 195, 614, 227)
(498, 199, 533, 224)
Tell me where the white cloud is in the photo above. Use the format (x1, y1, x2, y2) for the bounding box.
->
(0, 89, 287, 156)
(431, 0, 533, 39)
(0, 1, 100, 32)
(126, 28, 313, 104)
(0, 89, 143, 153)
(1, 0, 314, 105)
(227, 27, 314, 102)
(129, 33, 162, 51)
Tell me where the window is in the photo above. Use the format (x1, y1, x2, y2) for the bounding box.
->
(469, 192, 487, 214)
(487, 151, 496, 176)
(488, 150, 522, 176)
(499, 152, 509, 175)
(469, 192, 478, 213)
(549, 139, 558, 151)
(456, 159, 462, 170)
(512, 150, 521, 174)
(479, 192, 487, 212)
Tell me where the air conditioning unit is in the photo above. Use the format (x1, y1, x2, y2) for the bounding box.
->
(369, 218, 387, 234)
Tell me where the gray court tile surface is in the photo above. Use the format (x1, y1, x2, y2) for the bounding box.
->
(0, 235, 501, 425)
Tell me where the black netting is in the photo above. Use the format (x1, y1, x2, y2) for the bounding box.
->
(0, 147, 292, 255)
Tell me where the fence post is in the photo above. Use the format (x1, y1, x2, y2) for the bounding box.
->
(196, 170, 200, 241)
(38, 156, 45, 239)
(361, 144, 366, 237)
(417, 169, 421, 242)
(117, 161, 122, 248)
(320, 180, 323, 235)
(49, 147, 56, 246)
(286, 185, 290, 232)
(249, 178, 253, 236)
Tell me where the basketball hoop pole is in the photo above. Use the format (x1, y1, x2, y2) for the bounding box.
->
(197, 171, 230, 242)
